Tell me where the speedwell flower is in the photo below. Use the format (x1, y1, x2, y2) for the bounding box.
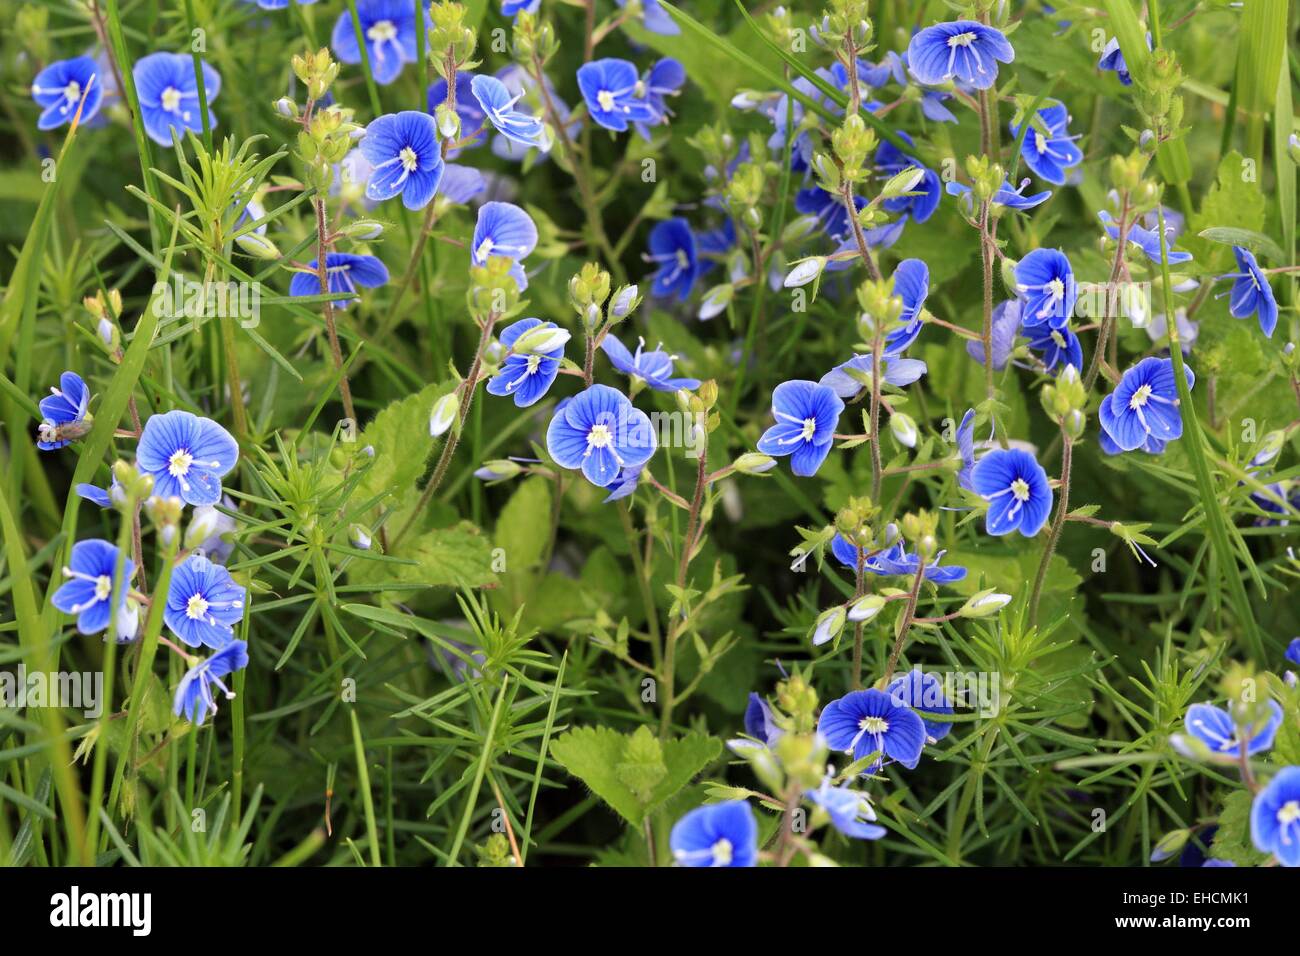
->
(645, 218, 703, 301)
(818, 688, 927, 771)
(331, 0, 427, 85)
(616, 0, 679, 35)
(485, 318, 564, 407)
(967, 299, 1021, 370)
(947, 178, 1052, 212)
(359, 110, 444, 209)
(756, 380, 844, 477)
(133, 52, 220, 146)
(906, 20, 1014, 91)
(165, 554, 247, 649)
(1015, 248, 1076, 329)
(743, 692, 783, 747)
(601, 335, 700, 392)
(136, 409, 239, 507)
(819, 355, 927, 400)
(36, 371, 92, 451)
(52, 539, 135, 637)
(174, 639, 249, 725)
(804, 779, 886, 840)
(1250, 767, 1300, 867)
(1099, 357, 1195, 453)
(1221, 245, 1279, 338)
(669, 801, 758, 867)
(427, 72, 486, 155)
(1098, 211, 1193, 265)
(1026, 324, 1084, 375)
(289, 252, 390, 309)
(971, 448, 1053, 537)
(888, 669, 954, 743)
(880, 258, 930, 356)
(546, 385, 657, 488)
(1011, 101, 1082, 185)
(576, 58, 654, 132)
(1098, 33, 1151, 86)
(472, 201, 538, 290)
(31, 56, 104, 130)
(1180, 700, 1284, 758)
(635, 57, 686, 139)
(470, 73, 550, 152)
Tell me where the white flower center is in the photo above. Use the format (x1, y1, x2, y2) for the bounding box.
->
(367, 20, 398, 43)
(711, 838, 733, 865)
(1129, 384, 1153, 410)
(1010, 477, 1030, 502)
(161, 87, 182, 112)
(859, 716, 889, 734)
(94, 575, 113, 601)
(947, 31, 977, 48)
(597, 90, 617, 113)
(399, 146, 419, 173)
(799, 418, 817, 441)
(1034, 131, 1048, 154)
(64, 80, 82, 103)
(1047, 277, 1065, 301)
(525, 354, 542, 374)
(169, 448, 194, 477)
(186, 593, 210, 621)
(1279, 800, 1300, 825)
(476, 238, 494, 261)
(588, 424, 613, 449)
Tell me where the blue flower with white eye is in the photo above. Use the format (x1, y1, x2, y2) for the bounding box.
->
(133, 52, 220, 147)
(52, 539, 135, 637)
(427, 72, 486, 155)
(888, 670, 954, 743)
(1099, 429, 1167, 458)
(1015, 248, 1077, 330)
(576, 58, 654, 132)
(819, 355, 927, 400)
(645, 218, 703, 300)
(1181, 700, 1283, 757)
(804, 779, 886, 840)
(906, 20, 1014, 91)
(744, 692, 783, 747)
(1098, 33, 1151, 86)
(967, 299, 1021, 370)
(955, 408, 977, 490)
(616, 0, 679, 35)
(546, 385, 657, 488)
(1098, 211, 1193, 265)
(601, 334, 700, 392)
(1011, 101, 1082, 185)
(670, 800, 757, 867)
(359, 110, 444, 210)
(1026, 324, 1084, 375)
(501, 0, 539, 15)
(472, 201, 537, 291)
(882, 258, 930, 356)
(634, 57, 685, 139)
(331, 0, 427, 85)
(289, 252, 390, 309)
(31, 56, 104, 130)
(36, 371, 92, 451)
(818, 688, 927, 772)
(1099, 357, 1195, 453)
(1220, 245, 1278, 338)
(485, 318, 564, 408)
(1251, 767, 1300, 867)
(971, 448, 1053, 538)
(174, 639, 249, 725)
(947, 178, 1052, 212)
(165, 554, 247, 649)
(829, 533, 966, 585)
(470, 73, 550, 152)
(756, 380, 844, 477)
(136, 409, 239, 507)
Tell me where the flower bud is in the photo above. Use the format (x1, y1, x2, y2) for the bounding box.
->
(958, 589, 1012, 618)
(733, 452, 777, 475)
(429, 392, 459, 437)
(811, 605, 847, 646)
(889, 412, 918, 448)
(784, 257, 826, 288)
(609, 284, 640, 320)
(698, 283, 733, 320)
(474, 459, 524, 482)
(511, 324, 571, 355)
(349, 523, 372, 550)
(847, 593, 886, 622)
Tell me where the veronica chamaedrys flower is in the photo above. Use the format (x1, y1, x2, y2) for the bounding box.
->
(887, 669, 954, 743)
(289, 252, 390, 309)
(359, 111, 444, 210)
(946, 177, 1052, 213)
(165, 554, 247, 649)
(133, 52, 220, 147)
(906, 20, 1014, 90)
(818, 688, 927, 772)
(670, 800, 758, 867)
(804, 779, 886, 840)
(756, 380, 844, 477)
(174, 639, 249, 725)
(955, 408, 977, 490)
(1026, 324, 1084, 374)
(966, 299, 1021, 370)
(546, 385, 657, 488)
(331, 0, 426, 85)
(1015, 248, 1077, 329)
(470, 73, 550, 152)
(187, 499, 237, 564)
(485, 318, 564, 407)
(1180, 700, 1284, 758)
(795, 187, 865, 245)
(52, 539, 135, 636)
(645, 218, 703, 300)
(1011, 101, 1082, 185)
(1098, 33, 1151, 86)
(602, 466, 641, 504)
(819, 355, 927, 400)
(36, 371, 92, 451)
(1098, 211, 1193, 265)
(472, 201, 537, 291)
(634, 57, 686, 140)
(1099, 357, 1195, 453)
(1221, 245, 1279, 338)
(136, 409, 239, 507)
(1251, 767, 1300, 867)
(1287, 638, 1300, 667)
(576, 58, 654, 132)
(873, 133, 942, 232)
(881, 258, 930, 356)
(600, 335, 700, 393)
(427, 72, 486, 155)
(616, 0, 679, 34)
(837, 534, 968, 585)
(744, 692, 783, 747)
(31, 56, 103, 130)
(971, 448, 1053, 537)
(501, 0, 540, 15)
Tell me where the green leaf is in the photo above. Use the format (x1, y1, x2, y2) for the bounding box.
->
(350, 521, 497, 591)
(1210, 790, 1270, 867)
(1196, 226, 1285, 263)
(355, 381, 452, 506)
(494, 476, 552, 577)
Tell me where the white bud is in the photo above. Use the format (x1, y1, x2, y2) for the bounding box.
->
(890, 412, 918, 449)
(698, 284, 733, 321)
(784, 257, 826, 288)
(847, 593, 886, 622)
(811, 605, 847, 646)
(349, 523, 372, 550)
(959, 589, 1012, 618)
(429, 392, 459, 437)
(512, 324, 571, 355)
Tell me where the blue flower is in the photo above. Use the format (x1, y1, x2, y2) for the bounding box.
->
(1250, 767, 1300, 867)
(756, 380, 843, 477)
(947, 178, 1052, 212)
(883, 258, 930, 356)
(601, 334, 700, 392)
(485, 318, 564, 407)
(669, 800, 758, 867)
(331, 0, 427, 85)
(634, 57, 686, 139)
(617, 0, 679, 35)
(1015, 248, 1076, 329)
(427, 72, 486, 155)
(818, 688, 927, 771)
(906, 20, 1014, 91)
(795, 186, 865, 244)
(1183, 700, 1283, 757)
(546, 385, 657, 487)
(576, 58, 654, 132)
(829, 526, 967, 585)
(289, 252, 390, 309)
(602, 466, 641, 504)
(76, 483, 114, 509)
(1098, 211, 1193, 265)
(470, 73, 550, 152)
(1011, 101, 1082, 185)
(165, 554, 247, 649)
(744, 692, 783, 747)
(1099, 357, 1195, 453)
(501, 0, 540, 15)
(971, 448, 1053, 537)
(819, 355, 927, 400)
(52, 539, 135, 636)
(36, 371, 92, 451)
(888, 669, 954, 742)
(31, 56, 104, 130)
(955, 408, 977, 490)
(1287, 638, 1300, 667)
(242, 0, 319, 8)
(472, 201, 537, 290)
(1098, 33, 1151, 86)
(645, 218, 703, 300)
(174, 640, 249, 724)
(1026, 323, 1084, 375)
(439, 163, 487, 204)
(804, 779, 886, 840)
(133, 52, 220, 147)
(136, 409, 239, 507)
(1221, 245, 1278, 338)
(874, 133, 942, 228)
(966, 299, 1021, 370)
(359, 110, 444, 210)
